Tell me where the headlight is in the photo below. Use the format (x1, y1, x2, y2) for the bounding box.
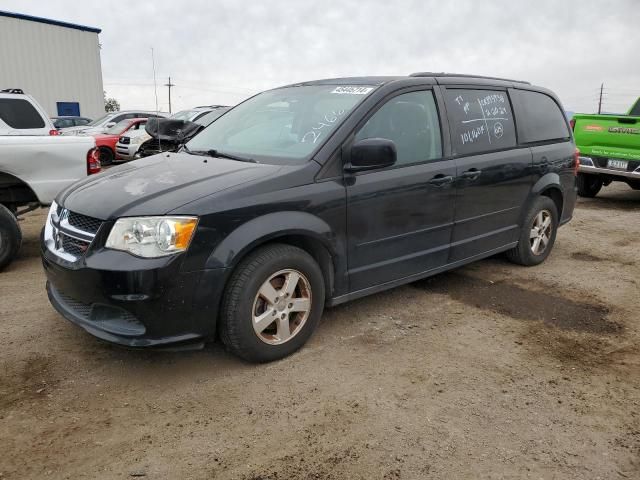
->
(105, 216, 198, 258)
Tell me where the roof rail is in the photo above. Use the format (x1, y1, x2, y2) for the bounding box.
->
(0, 88, 25, 94)
(409, 72, 531, 85)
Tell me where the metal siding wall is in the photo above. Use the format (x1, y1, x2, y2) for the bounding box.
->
(0, 16, 105, 119)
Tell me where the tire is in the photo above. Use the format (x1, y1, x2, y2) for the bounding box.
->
(577, 173, 602, 198)
(0, 204, 22, 271)
(220, 243, 325, 363)
(99, 147, 114, 166)
(627, 180, 640, 191)
(506, 196, 558, 267)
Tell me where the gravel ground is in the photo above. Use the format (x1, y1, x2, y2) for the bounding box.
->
(1, 183, 638, 479)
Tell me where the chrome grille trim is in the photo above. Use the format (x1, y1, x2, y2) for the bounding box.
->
(44, 205, 103, 262)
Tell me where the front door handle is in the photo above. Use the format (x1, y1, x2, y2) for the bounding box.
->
(460, 168, 482, 180)
(428, 174, 454, 186)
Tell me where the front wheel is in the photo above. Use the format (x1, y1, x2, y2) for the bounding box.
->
(506, 196, 558, 266)
(0, 204, 22, 271)
(220, 244, 325, 362)
(577, 173, 602, 197)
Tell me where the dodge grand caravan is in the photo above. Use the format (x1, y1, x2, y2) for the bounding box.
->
(42, 73, 578, 362)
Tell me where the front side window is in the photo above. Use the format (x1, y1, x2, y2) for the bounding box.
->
(187, 85, 376, 163)
(355, 90, 442, 166)
(0, 98, 45, 129)
(444, 89, 517, 155)
(511, 90, 570, 143)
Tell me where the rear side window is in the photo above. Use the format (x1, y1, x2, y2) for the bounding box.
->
(0, 98, 45, 129)
(444, 89, 516, 155)
(511, 90, 570, 143)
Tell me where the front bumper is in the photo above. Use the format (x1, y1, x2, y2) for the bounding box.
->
(42, 242, 228, 347)
(115, 143, 141, 161)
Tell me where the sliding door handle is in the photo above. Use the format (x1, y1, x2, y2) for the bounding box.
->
(428, 174, 454, 186)
(460, 168, 482, 180)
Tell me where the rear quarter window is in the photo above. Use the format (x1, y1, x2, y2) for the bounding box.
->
(511, 90, 570, 143)
(444, 89, 516, 155)
(0, 98, 46, 129)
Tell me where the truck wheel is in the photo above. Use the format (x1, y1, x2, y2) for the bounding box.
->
(220, 244, 325, 363)
(99, 147, 114, 166)
(577, 173, 602, 198)
(506, 196, 558, 267)
(0, 204, 22, 271)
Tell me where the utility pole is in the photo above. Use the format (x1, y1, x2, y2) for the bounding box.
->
(164, 76, 175, 113)
(598, 83, 603, 114)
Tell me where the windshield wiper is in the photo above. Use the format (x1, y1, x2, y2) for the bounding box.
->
(182, 145, 257, 163)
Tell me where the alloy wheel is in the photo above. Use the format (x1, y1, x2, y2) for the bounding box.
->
(251, 269, 312, 345)
(529, 209, 553, 255)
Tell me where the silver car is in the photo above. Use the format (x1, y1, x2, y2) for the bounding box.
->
(115, 128, 151, 161)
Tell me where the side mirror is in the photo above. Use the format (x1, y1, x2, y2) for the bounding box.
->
(346, 138, 397, 172)
(105, 122, 116, 128)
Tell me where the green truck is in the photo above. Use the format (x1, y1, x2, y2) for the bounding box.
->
(572, 97, 640, 197)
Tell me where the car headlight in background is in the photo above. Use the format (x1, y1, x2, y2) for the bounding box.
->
(106, 216, 198, 258)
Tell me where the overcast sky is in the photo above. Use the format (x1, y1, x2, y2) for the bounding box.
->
(1, 0, 638, 114)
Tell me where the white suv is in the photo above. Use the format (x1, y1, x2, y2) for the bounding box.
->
(0, 88, 57, 136)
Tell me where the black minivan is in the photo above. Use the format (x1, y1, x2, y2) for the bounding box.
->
(42, 73, 578, 362)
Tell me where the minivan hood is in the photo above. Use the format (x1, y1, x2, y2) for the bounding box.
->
(59, 152, 281, 219)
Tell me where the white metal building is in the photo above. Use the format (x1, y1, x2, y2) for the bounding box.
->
(0, 11, 105, 119)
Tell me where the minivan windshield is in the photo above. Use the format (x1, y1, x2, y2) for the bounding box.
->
(186, 85, 376, 163)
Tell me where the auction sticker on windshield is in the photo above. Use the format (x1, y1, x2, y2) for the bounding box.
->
(331, 86, 374, 95)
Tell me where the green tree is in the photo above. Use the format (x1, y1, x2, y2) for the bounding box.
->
(103, 91, 120, 112)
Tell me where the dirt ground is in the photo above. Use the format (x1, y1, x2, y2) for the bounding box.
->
(1, 183, 638, 480)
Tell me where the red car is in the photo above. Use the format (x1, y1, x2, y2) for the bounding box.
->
(93, 118, 148, 165)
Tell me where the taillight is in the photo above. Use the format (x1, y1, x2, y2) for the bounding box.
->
(87, 147, 101, 175)
(569, 119, 576, 131)
(573, 148, 580, 176)
(49, 129, 60, 136)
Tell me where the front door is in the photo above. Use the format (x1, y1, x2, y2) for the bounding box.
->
(345, 90, 456, 292)
(443, 88, 533, 262)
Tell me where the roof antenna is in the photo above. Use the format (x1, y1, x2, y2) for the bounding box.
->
(151, 47, 162, 153)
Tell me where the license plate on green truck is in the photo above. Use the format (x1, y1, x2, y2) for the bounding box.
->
(607, 159, 628, 170)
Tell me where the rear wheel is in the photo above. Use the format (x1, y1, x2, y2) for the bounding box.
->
(577, 173, 602, 197)
(0, 204, 22, 271)
(506, 196, 558, 266)
(220, 244, 325, 362)
(98, 147, 114, 166)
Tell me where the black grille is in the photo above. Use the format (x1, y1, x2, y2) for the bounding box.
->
(61, 233, 90, 257)
(67, 211, 102, 234)
(119, 136, 130, 144)
(56, 289, 93, 318)
(52, 287, 145, 335)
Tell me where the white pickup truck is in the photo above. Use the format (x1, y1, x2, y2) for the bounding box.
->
(1, 90, 100, 270)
